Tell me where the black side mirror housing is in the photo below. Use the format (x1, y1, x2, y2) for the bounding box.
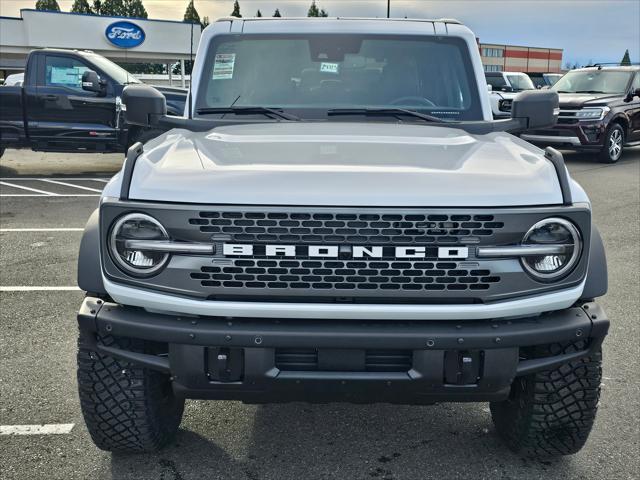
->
(634, 87, 640, 99)
(81, 70, 104, 95)
(122, 84, 167, 127)
(511, 90, 559, 130)
(500, 85, 514, 93)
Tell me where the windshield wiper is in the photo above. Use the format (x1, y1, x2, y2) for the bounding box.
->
(327, 108, 449, 124)
(196, 106, 300, 121)
(575, 90, 606, 94)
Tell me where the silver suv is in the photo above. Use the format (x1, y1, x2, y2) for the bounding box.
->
(76, 18, 609, 457)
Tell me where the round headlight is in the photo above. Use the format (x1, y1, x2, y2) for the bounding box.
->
(521, 218, 582, 281)
(109, 213, 169, 276)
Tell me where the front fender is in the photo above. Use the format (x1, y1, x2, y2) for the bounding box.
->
(77, 208, 107, 295)
(581, 224, 608, 300)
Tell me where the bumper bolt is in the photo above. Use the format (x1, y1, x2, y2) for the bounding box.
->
(254, 336, 263, 345)
(494, 337, 502, 344)
(457, 338, 464, 344)
(225, 335, 232, 342)
(189, 333, 195, 339)
(426, 339, 435, 347)
(576, 329, 583, 337)
(105, 324, 112, 332)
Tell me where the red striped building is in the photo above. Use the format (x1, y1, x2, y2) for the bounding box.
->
(478, 41, 563, 73)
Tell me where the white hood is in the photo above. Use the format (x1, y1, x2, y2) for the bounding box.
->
(125, 122, 563, 207)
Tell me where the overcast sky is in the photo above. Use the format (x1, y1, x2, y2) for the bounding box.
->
(1, 0, 638, 66)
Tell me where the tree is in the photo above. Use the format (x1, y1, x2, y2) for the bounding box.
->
(620, 49, 631, 66)
(92, 0, 102, 14)
(35, 0, 61, 11)
(183, 0, 200, 23)
(256, 9, 262, 17)
(71, 0, 93, 13)
(307, 1, 328, 17)
(273, 8, 281, 17)
(231, 0, 242, 18)
(99, 0, 126, 16)
(124, 0, 147, 18)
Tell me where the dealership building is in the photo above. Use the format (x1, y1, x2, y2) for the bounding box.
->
(479, 41, 563, 73)
(0, 9, 201, 85)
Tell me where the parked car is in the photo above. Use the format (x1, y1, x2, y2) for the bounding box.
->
(528, 72, 563, 89)
(522, 65, 640, 162)
(76, 17, 609, 458)
(0, 49, 187, 157)
(485, 71, 536, 118)
(2, 72, 24, 87)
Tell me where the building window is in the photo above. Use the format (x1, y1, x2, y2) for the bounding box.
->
(484, 64, 502, 72)
(482, 48, 503, 58)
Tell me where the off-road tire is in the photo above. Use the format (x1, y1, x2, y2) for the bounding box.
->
(77, 333, 184, 452)
(598, 123, 624, 163)
(490, 341, 602, 457)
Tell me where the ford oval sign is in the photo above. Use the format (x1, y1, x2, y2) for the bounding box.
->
(105, 21, 145, 49)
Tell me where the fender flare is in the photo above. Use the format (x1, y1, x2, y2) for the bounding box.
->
(581, 224, 608, 300)
(77, 208, 107, 295)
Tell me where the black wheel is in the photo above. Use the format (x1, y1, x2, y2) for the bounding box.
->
(490, 341, 602, 457)
(598, 123, 624, 163)
(77, 333, 184, 452)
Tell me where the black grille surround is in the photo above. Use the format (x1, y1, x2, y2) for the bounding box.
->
(99, 202, 592, 304)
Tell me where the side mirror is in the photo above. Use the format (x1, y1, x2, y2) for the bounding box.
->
(122, 84, 167, 127)
(82, 70, 104, 94)
(500, 85, 514, 93)
(634, 88, 640, 99)
(511, 90, 559, 130)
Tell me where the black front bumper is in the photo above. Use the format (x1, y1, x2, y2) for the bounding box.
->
(78, 297, 609, 404)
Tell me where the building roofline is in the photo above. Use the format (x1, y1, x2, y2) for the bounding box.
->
(479, 41, 563, 51)
(18, 8, 200, 26)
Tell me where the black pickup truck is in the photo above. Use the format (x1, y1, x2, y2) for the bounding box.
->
(0, 49, 187, 157)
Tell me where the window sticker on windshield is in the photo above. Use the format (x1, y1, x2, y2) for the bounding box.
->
(320, 62, 339, 74)
(212, 53, 236, 80)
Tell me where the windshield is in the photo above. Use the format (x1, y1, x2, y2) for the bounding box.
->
(86, 54, 141, 85)
(506, 74, 535, 91)
(544, 74, 562, 86)
(552, 70, 632, 94)
(196, 34, 482, 121)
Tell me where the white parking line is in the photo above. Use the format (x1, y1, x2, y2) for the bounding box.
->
(0, 424, 75, 436)
(0, 181, 58, 196)
(0, 177, 110, 181)
(39, 179, 103, 193)
(0, 286, 81, 292)
(0, 228, 84, 232)
(0, 194, 100, 197)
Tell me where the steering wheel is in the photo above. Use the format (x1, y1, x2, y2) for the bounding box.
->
(390, 96, 436, 107)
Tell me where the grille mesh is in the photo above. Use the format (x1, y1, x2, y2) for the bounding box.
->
(191, 259, 500, 292)
(190, 211, 504, 245)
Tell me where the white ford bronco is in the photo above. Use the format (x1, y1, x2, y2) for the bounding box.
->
(77, 18, 609, 457)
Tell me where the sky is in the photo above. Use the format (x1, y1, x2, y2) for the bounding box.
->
(1, 0, 638, 66)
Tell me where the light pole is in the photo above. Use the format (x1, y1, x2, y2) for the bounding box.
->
(387, 0, 390, 18)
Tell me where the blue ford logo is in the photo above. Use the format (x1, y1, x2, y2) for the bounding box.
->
(105, 21, 145, 49)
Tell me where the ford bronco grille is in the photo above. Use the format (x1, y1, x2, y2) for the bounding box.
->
(190, 211, 504, 245)
(100, 203, 592, 304)
(191, 259, 500, 292)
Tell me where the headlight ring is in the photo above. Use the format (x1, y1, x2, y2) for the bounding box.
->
(520, 217, 582, 281)
(108, 212, 170, 277)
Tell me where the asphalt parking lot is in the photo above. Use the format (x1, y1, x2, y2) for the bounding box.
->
(0, 147, 638, 480)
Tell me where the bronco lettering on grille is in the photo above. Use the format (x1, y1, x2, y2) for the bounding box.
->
(222, 244, 468, 259)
